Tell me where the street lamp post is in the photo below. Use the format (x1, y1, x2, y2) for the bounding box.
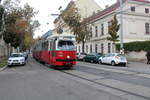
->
(119, 0, 124, 54)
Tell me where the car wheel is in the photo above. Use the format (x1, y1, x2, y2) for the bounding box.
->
(90, 60, 94, 63)
(111, 61, 116, 66)
(98, 60, 102, 64)
(123, 63, 126, 67)
(83, 59, 85, 62)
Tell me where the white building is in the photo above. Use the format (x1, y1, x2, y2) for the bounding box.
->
(76, 0, 150, 54)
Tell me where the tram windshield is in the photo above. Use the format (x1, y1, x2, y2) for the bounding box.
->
(58, 40, 75, 50)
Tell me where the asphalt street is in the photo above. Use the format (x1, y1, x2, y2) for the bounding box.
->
(0, 56, 150, 100)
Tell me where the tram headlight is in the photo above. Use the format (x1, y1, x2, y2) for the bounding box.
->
(67, 56, 70, 59)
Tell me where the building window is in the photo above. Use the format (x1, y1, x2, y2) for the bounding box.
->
(86, 45, 88, 53)
(108, 21, 112, 28)
(108, 43, 111, 53)
(95, 26, 98, 37)
(108, 21, 112, 34)
(90, 44, 92, 53)
(131, 6, 135, 12)
(145, 23, 150, 34)
(90, 27, 92, 37)
(145, 8, 149, 14)
(95, 44, 98, 53)
(101, 24, 104, 35)
(101, 43, 104, 54)
(79, 46, 80, 53)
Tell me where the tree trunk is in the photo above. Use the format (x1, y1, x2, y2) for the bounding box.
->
(82, 41, 85, 53)
(112, 42, 116, 53)
(6, 44, 10, 57)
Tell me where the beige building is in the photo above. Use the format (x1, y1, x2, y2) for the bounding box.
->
(76, 0, 150, 54)
(54, 0, 103, 33)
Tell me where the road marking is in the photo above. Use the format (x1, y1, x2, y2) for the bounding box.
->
(78, 63, 135, 75)
(64, 70, 104, 80)
(95, 79, 150, 98)
(63, 70, 149, 99)
(136, 74, 150, 79)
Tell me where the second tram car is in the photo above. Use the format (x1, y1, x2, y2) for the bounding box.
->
(33, 33, 76, 68)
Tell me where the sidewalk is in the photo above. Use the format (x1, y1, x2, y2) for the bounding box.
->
(0, 57, 7, 71)
(127, 61, 150, 73)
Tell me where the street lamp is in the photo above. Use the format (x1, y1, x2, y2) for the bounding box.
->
(119, 0, 124, 54)
(51, 6, 63, 34)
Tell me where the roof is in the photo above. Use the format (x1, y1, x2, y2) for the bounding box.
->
(132, 0, 150, 3)
(48, 32, 75, 39)
(87, 0, 150, 23)
(41, 30, 52, 39)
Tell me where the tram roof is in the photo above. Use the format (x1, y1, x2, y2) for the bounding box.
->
(47, 33, 75, 39)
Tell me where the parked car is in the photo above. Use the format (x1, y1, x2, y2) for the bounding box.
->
(98, 53, 127, 66)
(83, 53, 103, 63)
(22, 52, 28, 60)
(8, 53, 26, 66)
(76, 52, 87, 61)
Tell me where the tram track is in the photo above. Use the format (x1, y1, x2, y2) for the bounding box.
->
(60, 68, 150, 100)
(33, 57, 150, 100)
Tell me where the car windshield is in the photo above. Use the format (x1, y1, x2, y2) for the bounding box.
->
(80, 53, 87, 55)
(11, 54, 23, 57)
(117, 54, 125, 57)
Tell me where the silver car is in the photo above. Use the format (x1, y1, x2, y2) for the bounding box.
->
(98, 53, 127, 66)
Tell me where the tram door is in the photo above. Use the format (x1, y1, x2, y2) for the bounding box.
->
(49, 39, 56, 65)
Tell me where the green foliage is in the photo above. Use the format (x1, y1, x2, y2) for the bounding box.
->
(0, 6, 4, 32)
(116, 41, 150, 52)
(61, 2, 91, 52)
(107, 15, 120, 43)
(2, 0, 40, 51)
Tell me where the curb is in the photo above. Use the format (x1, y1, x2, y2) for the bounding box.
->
(0, 65, 7, 72)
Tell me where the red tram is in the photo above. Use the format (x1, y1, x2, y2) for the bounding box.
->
(32, 33, 76, 68)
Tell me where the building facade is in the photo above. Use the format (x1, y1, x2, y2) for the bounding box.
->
(76, 0, 150, 54)
(54, 0, 103, 33)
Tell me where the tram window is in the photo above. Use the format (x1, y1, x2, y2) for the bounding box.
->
(58, 40, 73, 47)
(42, 41, 48, 50)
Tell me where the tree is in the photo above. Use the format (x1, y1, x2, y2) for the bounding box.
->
(61, 2, 91, 53)
(107, 15, 120, 53)
(0, 5, 4, 36)
(2, 0, 40, 52)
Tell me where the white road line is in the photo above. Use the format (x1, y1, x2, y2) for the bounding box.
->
(64, 70, 104, 80)
(95, 79, 150, 98)
(78, 63, 135, 75)
(63, 70, 149, 99)
(136, 74, 150, 79)
(78, 62, 150, 79)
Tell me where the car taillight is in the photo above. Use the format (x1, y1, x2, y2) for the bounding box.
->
(115, 56, 120, 59)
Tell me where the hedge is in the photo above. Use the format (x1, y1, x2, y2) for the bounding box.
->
(116, 41, 150, 52)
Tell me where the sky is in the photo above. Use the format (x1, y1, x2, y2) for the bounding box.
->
(21, 0, 116, 38)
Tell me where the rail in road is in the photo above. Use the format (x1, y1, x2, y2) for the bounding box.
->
(61, 70, 150, 100)
(78, 61, 150, 79)
(33, 57, 150, 100)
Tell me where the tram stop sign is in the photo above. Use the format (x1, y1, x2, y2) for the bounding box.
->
(57, 28, 63, 34)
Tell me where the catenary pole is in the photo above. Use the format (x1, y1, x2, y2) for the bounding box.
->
(119, 0, 124, 53)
